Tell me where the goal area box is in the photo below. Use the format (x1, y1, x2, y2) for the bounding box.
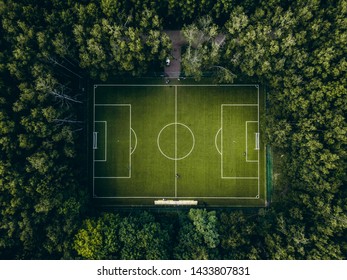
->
(91, 83, 267, 207)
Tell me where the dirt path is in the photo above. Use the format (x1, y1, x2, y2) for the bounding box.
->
(164, 30, 186, 79)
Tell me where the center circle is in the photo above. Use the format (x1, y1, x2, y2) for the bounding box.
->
(157, 123, 195, 160)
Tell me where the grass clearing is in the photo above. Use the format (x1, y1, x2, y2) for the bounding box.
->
(92, 84, 266, 207)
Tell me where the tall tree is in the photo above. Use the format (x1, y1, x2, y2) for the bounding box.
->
(181, 16, 235, 82)
(74, 212, 171, 260)
(73, 3, 171, 80)
(174, 209, 220, 259)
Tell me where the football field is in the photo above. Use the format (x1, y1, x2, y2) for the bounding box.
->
(92, 84, 267, 207)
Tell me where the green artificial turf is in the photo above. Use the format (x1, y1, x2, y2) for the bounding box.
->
(92, 83, 266, 207)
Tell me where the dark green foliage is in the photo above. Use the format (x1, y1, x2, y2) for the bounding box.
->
(0, 69, 86, 258)
(73, 2, 171, 80)
(118, 212, 170, 259)
(222, 0, 347, 259)
(173, 209, 220, 260)
(73, 213, 122, 259)
(181, 16, 220, 80)
(0, 0, 86, 259)
(74, 212, 170, 260)
(219, 211, 261, 259)
(0, 0, 346, 260)
(180, 16, 236, 82)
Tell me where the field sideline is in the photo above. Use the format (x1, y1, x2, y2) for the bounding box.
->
(92, 84, 266, 207)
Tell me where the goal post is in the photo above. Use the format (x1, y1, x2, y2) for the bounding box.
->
(255, 132, 259, 150)
(93, 132, 98, 149)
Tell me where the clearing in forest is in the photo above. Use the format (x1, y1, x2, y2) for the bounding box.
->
(92, 83, 267, 207)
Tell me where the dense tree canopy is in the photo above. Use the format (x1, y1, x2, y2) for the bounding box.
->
(180, 16, 236, 82)
(0, 0, 346, 259)
(73, 2, 171, 80)
(173, 209, 220, 259)
(74, 212, 171, 260)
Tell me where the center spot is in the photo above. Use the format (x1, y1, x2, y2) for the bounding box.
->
(157, 123, 195, 160)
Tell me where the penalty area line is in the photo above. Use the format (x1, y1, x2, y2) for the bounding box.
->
(175, 86, 177, 197)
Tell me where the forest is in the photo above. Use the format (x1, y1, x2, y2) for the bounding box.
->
(0, 0, 346, 259)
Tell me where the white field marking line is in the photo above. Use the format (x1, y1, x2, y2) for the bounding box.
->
(93, 195, 259, 199)
(93, 84, 261, 198)
(94, 121, 107, 162)
(94, 84, 260, 87)
(175, 86, 177, 197)
(221, 105, 223, 178)
(94, 177, 131, 179)
(245, 121, 258, 163)
(264, 145, 267, 205)
(222, 104, 258, 106)
(129, 105, 132, 178)
(221, 103, 259, 180)
(257, 85, 260, 198)
(222, 177, 258, 179)
(95, 104, 130, 106)
(93, 85, 96, 196)
(94, 104, 131, 179)
(157, 123, 195, 161)
(130, 128, 137, 155)
(245, 121, 247, 162)
(215, 128, 222, 155)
